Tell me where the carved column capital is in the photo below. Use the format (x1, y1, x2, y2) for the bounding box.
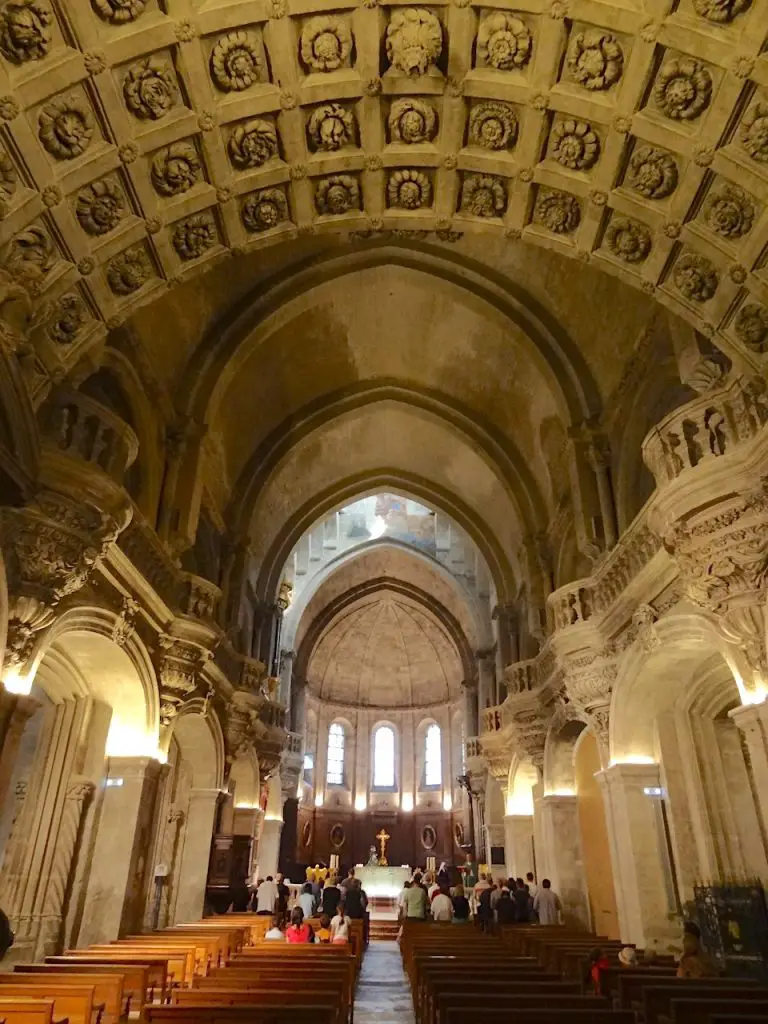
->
(154, 636, 213, 728)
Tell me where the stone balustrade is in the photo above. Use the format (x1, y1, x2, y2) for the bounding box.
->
(465, 736, 482, 760)
(43, 388, 138, 483)
(642, 374, 768, 487)
(483, 705, 505, 734)
(286, 730, 302, 755)
(504, 658, 538, 695)
(181, 572, 222, 622)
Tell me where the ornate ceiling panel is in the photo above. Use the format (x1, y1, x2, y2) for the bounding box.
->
(3, 0, 768, 381)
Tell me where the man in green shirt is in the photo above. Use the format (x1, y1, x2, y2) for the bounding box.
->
(404, 877, 427, 919)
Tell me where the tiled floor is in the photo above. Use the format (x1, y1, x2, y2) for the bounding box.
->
(355, 941, 415, 1024)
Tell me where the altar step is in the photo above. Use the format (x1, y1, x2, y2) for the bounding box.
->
(369, 920, 401, 942)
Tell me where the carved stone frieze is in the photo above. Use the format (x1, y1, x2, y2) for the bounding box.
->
(75, 180, 125, 236)
(123, 58, 177, 121)
(735, 303, 768, 354)
(301, 16, 352, 73)
(550, 118, 599, 170)
(673, 252, 719, 302)
(627, 145, 678, 199)
(740, 103, 768, 164)
(315, 175, 360, 215)
(469, 101, 517, 151)
(460, 174, 506, 218)
(385, 8, 442, 77)
(703, 184, 755, 239)
(388, 97, 437, 143)
(387, 169, 431, 209)
(228, 120, 277, 169)
(172, 214, 217, 260)
(155, 635, 213, 727)
(534, 189, 580, 233)
(106, 246, 151, 295)
(241, 188, 289, 232)
(0, 0, 52, 64)
(1, 493, 129, 670)
(307, 104, 355, 152)
(654, 57, 712, 122)
(605, 217, 652, 263)
(476, 11, 532, 71)
(210, 30, 261, 92)
(567, 31, 623, 91)
(151, 141, 201, 195)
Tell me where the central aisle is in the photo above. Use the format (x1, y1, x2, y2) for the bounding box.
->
(354, 940, 415, 1024)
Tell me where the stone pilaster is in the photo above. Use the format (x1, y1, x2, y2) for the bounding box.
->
(729, 702, 768, 857)
(504, 813, 534, 879)
(173, 789, 219, 924)
(537, 793, 589, 928)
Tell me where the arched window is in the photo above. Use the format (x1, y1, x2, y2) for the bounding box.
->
(425, 723, 442, 787)
(326, 723, 345, 786)
(373, 725, 396, 788)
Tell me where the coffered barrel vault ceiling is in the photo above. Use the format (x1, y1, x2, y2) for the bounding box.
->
(3, 0, 768, 373)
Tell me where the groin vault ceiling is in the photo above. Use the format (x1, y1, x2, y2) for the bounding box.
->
(2, 0, 768, 377)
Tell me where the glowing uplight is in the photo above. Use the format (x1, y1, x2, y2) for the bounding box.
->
(105, 720, 163, 760)
(610, 754, 655, 766)
(401, 793, 414, 811)
(541, 788, 575, 800)
(354, 795, 367, 811)
(315, 792, 324, 807)
(443, 793, 453, 811)
(741, 685, 768, 707)
(3, 668, 32, 695)
(235, 801, 258, 809)
(369, 516, 387, 540)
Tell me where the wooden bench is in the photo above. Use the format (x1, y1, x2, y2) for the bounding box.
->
(16, 963, 147, 1017)
(0, 974, 121, 1024)
(0, 983, 98, 1024)
(663, 998, 768, 1024)
(643, 984, 768, 1024)
(598, 965, 677, 1001)
(619, 972, 759, 1012)
(0, 998, 55, 1024)
(47, 954, 167, 1003)
(86, 944, 194, 986)
(147, 1002, 336, 1024)
(444, 1010, 635, 1024)
(174, 987, 343, 1024)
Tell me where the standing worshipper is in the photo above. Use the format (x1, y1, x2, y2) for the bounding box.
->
(437, 862, 451, 888)
(340, 868, 356, 895)
(343, 878, 366, 919)
(404, 876, 428, 919)
(533, 878, 562, 925)
(431, 885, 453, 922)
(255, 875, 277, 915)
(321, 875, 342, 918)
(299, 882, 316, 919)
(526, 872, 539, 900)
(451, 884, 470, 922)
(512, 878, 531, 923)
(275, 873, 290, 915)
(496, 887, 516, 925)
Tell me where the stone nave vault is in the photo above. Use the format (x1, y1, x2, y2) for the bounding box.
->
(0, 0, 766, 964)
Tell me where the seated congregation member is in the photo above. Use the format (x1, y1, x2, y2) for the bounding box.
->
(431, 885, 453, 922)
(496, 886, 516, 925)
(330, 907, 351, 944)
(677, 922, 718, 978)
(585, 947, 610, 994)
(299, 881, 316, 919)
(264, 913, 286, 941)
(533, 878, 562, 925)
(315, 914, 333, 943)
(256, 875, 278, 915)
(451, 884, 470, 922)
(476, 876, 495, 931)
(321, 875, 342, 918)
(618, 946, 637, 968)
(490, 877, 508, 912)
(285, 907, 314, 943)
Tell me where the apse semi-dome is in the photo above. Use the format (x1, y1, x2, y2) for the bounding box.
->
(307, 591, 463, 708)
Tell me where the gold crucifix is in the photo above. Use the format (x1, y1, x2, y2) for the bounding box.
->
(375, 828, 390, 866)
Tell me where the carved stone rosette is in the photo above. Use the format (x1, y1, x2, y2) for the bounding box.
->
(1, 492, 129, 671)
(155, 636, 212, 727)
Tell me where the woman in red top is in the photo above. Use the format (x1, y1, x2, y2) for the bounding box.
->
(586, 947, 610, 994)
(285, 907, 313, 943)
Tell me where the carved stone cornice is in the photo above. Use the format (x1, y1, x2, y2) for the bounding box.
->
(560, 648, 619, 716)
(1, 491, 129, 670)
(154, 635, 213, 727)
(181, 572, 222, 622)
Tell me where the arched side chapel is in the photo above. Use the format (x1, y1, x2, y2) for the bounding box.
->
(0, 0, 767, 953)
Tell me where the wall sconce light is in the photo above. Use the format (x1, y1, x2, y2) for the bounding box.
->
(443, 794, 453, 811)
(354, 795, 367, 811)
(401, 793, 414, 811)
(315, 792, 324, 807)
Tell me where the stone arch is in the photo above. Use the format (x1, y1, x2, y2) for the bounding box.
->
(507, 757, 538, 815)
(544, 714, 587, 795)
(284, 537, 489, 657)
(609, 609, 739, 764)
(172, 702, 226, 791)
(252, 471, 518, 607)
(185, 246, 602, 430)
(30, 607, 160, 758)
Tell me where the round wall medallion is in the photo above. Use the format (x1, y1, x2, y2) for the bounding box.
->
(421, 824, 437, 850)
(330, 823, 346, 848)
(301, 820, 312, 848)
(453, 822, 465, 847)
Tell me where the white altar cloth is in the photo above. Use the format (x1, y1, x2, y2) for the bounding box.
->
(356, 865, 410, 898)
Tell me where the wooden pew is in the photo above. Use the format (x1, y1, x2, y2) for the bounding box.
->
(226, 949, 355, 1019)
(15, 963, 147, 1017)
(174, 987, 343, 1024)
(444, 1010, 635, 1024)
(664, 998, 768, 1024)
(619, 974, 760, 1013)
(85, 944, 194, 986)
(0, 983, 97, 1024)
(46, 954, 168, 1003)
(0, 997, 55, 1024)
(643, 984, 768, 1024)
(597, 965, 677, 1002)
(0, 974, 121, 1024)
(147, 1003, 336, 1024)
(425, 978, 581, 1024)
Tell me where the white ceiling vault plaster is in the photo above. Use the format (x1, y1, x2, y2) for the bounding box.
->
(3, 0, 768, 377)
(306, 588, 464, 707)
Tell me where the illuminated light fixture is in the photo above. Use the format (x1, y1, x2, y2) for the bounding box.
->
(235, 801, 257, 809)
(443, 793, 453, 811)
(369, 515, 387, 540)
(2, 668, 32, 695)
(643, 786, 665, 797)
(315, 792, 324, 807)
(354, 795, 367, 811)
(401, 793, 414, 812)
(265, 813, 283, 822)
(611, 755, 655, 766)
(741, 685, 768, 707)
(541, 788, 575, 800)
(105, 777, 124, 788)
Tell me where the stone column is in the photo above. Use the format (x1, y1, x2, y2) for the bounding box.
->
(173, 789, 219, 924)
(729, 702, 768, 854)
(537, 793, 589, 928)
(0, 693, 41, 813)
(258, 820, 283, 878)
(504, 814, 534, 879)
(491, 606, 515, 678)
(279, 650, 295, 712)
(78, 756, 164, 947)
(36, 778, 94, 956)
(596, 762, 678, 948)
(461, 679, 479, 738)
(586, 441, 618, 550)
(291, 677, 308, 737)
(475, 650, 495, 715)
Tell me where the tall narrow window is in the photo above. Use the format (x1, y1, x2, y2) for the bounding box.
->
(425, 723, 442, 787)
(326, 723, 345, 786)
(373, 725, 395, 788)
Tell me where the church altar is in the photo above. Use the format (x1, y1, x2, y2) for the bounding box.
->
(356, 864, 410, 898)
